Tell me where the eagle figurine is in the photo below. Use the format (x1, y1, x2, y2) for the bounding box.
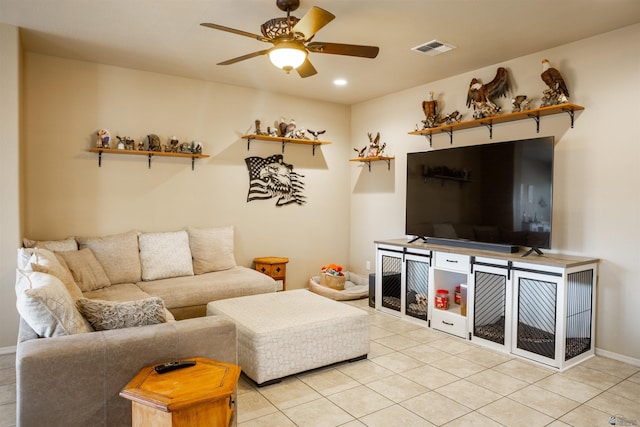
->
(422, 91, 440, 128)
(306, 129, 326, 141)
(540, 59, 569, 106)
(466, 67, 510, 118)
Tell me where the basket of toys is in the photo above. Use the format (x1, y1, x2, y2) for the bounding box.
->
(319, 264, 346, 290)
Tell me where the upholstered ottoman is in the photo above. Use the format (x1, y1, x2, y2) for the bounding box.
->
(206, 289, 369, 385)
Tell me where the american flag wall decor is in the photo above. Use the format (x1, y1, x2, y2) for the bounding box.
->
(244, 154, 306, 207)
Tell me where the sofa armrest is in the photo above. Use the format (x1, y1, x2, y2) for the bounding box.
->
(17, 316, 237, 427)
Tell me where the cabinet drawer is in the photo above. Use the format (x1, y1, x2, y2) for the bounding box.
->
(435, 252, 470, 273)
(431, 309, 467, 338)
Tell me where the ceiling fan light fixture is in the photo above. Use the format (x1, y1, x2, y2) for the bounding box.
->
(268, 42, 307, 72)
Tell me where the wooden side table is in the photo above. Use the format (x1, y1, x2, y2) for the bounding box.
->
(253, 256, 289, 291)
(120, 357, 240, 427)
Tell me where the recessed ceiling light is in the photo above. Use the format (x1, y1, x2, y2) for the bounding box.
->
(333, 78, 348, 86)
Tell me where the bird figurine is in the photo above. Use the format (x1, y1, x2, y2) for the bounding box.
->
(466, 67, 510, 118)
(284, 119, 296, 138)
(278, 117, 288, 137)
(422, 91, 440, 128)
(511, 95, 531, 112)
(540, 59, 569, 106)
(306, 129, 326, 140)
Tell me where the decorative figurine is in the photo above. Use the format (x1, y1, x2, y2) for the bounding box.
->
(284, 119, 297, 138)
(116, 135, 135, 150)
(97, 129, 110, 148)
(306, 129, 326, 140)
(466, 67, 510, 119)
(146, 134, 162, 152)
(254, 119, 265, 135)
(540, 59, 569, 107)
(422, 91, 440, 128)
(278, 117, 288, 137)
(137, 141, 145, 151)
(511, 95, 532, 112)
(168, 136, 180, 152)
(267, 126, 278, 137)
(292, 128, 306, 139)
(441, 110, 462, 125)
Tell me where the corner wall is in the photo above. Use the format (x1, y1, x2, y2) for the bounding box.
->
(350, 24, 640, 361)
(0, 24, 21, 351)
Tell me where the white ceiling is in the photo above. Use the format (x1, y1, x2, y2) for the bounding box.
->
(2, 0, 639, 105)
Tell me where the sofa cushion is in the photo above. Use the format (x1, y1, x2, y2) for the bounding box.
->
(27, 248, 84, 301)
(138, 230, 194, 281)
(77, 230, 142, 285)
(58, 248, 111, 292)
(136, 266, 276, 309)
(187, 226, 237, 274)
(22, 237, 78, 252)
(76, 297, 167, 331)
(15, 270, 93, 337)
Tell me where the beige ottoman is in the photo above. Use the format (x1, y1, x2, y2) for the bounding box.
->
(206, 289, 370, 385)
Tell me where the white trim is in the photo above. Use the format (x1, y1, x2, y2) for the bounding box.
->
(0, 346, 16, 356)
(596, 347, 640, 367)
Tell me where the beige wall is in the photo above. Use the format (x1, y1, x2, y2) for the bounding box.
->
(0, 24, 21, 351)
(350, 24, 640, 362)
(18, 53, 350, 341)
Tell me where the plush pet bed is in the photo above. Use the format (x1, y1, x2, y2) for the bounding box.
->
(309, 272, 369, 301)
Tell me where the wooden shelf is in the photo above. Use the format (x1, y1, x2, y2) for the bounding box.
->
(89, 147, 210, 170)
(242, 134, 331, 155)
(349, 156, 395, 172)
(408, 103, 585, 145)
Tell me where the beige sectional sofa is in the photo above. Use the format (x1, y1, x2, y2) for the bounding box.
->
(15, 226, 276, 427)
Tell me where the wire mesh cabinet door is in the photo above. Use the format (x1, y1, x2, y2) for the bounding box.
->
(404, 253, 430, 322)
(511, 268, 564, 367)
(376, 248, 404, 317)
(470, 260, 511, 352)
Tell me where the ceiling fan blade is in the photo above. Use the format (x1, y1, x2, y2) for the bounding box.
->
(200, 23, 271, 43)
(296, 58, 317, 78)
(217, 49, 270, 65)
(292, 6, 335, 40)
(307, 42, 379, 58)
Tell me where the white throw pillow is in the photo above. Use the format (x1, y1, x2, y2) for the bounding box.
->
(15, 270, 93, 337)
(187, 226, 237, 274)
(27, 248, 84, 301)
(138, 230, 194, 281)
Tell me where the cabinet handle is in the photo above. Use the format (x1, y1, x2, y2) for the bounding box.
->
(442, 321, 454, 326)
(446, 259, 458, 263)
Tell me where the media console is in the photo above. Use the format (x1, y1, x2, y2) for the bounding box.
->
(375, 238, 598, 371)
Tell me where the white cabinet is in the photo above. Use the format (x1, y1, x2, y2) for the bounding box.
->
(375, 239, 598, 371)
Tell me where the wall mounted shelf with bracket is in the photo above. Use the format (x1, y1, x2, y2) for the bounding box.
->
(89, 147, 209, 170)
(408, 103, 585, 146)
(242, 134, 331, 156)
(349, 156, 395, 172)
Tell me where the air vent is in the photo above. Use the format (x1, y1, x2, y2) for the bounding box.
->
(411, 40, 456, 56)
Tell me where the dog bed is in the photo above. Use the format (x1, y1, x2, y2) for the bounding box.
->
(309, 272, 369, 301)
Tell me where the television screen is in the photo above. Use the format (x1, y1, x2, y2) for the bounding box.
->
(406, 137, 554, 251)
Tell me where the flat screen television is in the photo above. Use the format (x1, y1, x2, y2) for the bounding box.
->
(406, 136, 554, 253)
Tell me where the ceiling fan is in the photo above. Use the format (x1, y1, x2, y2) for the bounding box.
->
(200, 0, 380, 78)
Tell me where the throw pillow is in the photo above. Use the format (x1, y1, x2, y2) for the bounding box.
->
(27, 248, 84, 300)
(23, 237, 78, 252)
(57, 248, 111, 292)
(15, 270, 93, 337)
(138, 230, 194, 281)
(77, 230, 142, 285)
(76, 297, 167, 331)
(186, 226, 237, 274)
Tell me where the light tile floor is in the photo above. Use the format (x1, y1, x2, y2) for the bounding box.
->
(1, 298, 638, 427)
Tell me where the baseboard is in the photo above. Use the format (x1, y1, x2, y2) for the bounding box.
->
(0, 346, 16, 355)
(595, 347, 640, 367)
